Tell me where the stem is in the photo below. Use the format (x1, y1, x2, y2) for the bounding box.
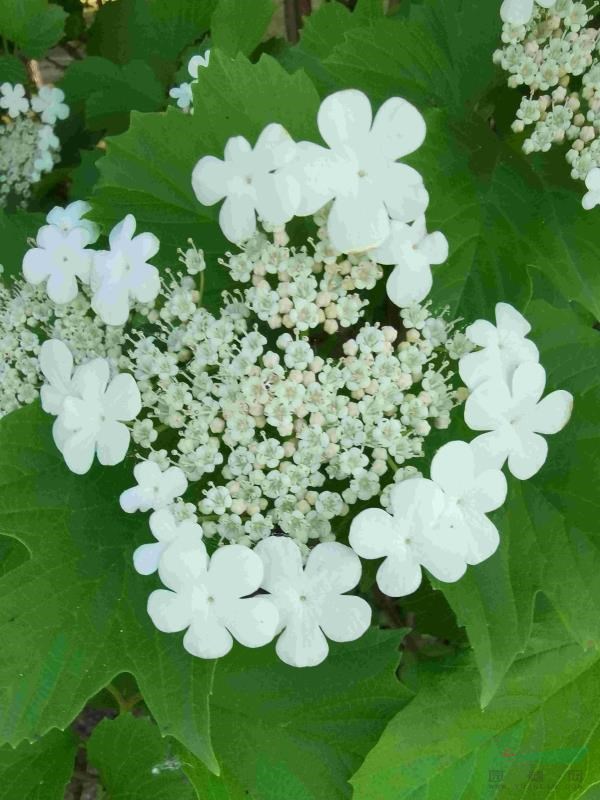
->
(106, 683, 143, 714)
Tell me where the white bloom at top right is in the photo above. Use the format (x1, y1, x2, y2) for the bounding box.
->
(465, 362, 573, 480)
(285, 89, 428, 254)
(582, 168, 600, 210)
(500, 0, 554, 25)
(459, 302, 539, 389)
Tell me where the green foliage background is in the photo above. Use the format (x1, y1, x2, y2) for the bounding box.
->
(0, 0, 599, 797)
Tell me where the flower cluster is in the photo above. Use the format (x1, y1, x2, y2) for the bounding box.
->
(495, 0, 600, 205)
(169, 50, 210, 112)
(0, 83, 69, 208)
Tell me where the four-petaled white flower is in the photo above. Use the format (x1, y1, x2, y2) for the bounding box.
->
(120, 460, 188, 513)
(430, 441, 507, 565)
(48, 358, 142, 475)
(23, 224, 92, 304)
(46, 201, 100, 245)
(500, 0, 554, 25)
(134, 508, 203, 575)
(284, 89, 428, 254)
(372, 215, 447, 306)
(0, 82, 29, 118)
(91, 214, 161, 326)
(188, 50, 210, 78)
(169, 83, 193, 111)
(582, 168, 600, 211)
(459, 302, 539, 389)
(147, 537, 279, 658)
(255, 537, 371, 667)
(350, 479, 467, 597)
(192, 123, 300, 244)
(465, 362, 573, 480)
(31, 85, 69, 124)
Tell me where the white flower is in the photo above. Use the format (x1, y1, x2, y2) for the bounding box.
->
(91, 215, 160, 326)
(147, 537, 279, 658)
(349, 479, 467, 597)
(133, 508, 203, 575)
(192, 123, 300, 244)
(582, 167, 600, 210)
(372, 216, 448, 306)
(459, 302, 539, 389)
(188, 50, 210, 77)
(22, 225, 92, 304)
(38, 339, 75, 415)
(31, 86, 69, 125)
(500, 0, 554, 25)
(46, 201, 100, 244)
(255, 537, 371, 667)
(53, 358, 141, 474)
(169, 83, 193, 111)
(0, 83, 29, 118)
(430, 441, 507, 565)
(284, 89, 428, 253)
(120, 460, 188, 513)
(465, 362, 573, 480)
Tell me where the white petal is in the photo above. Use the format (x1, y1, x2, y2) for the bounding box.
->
(380, 163, 429, 223)
(22, 249, 49, 285)
(585, 167, 600, 192)
(46, 271, 79, 304)
(371, 96, 426, 160)
(147, 589, 191, 632)
(192, 156, 231, 205)
(430, 440, 475, 499)
(158, 537, 208, 592)
(318, 89, 372, 152)
(183, 617, 233, 659)
(207, 544, 263, 599)
(317, 594, 371, 642)
(39, 339, 73, 394)
(275, 613, 329, 667)
(507, 430, 548, 480)
(255, 536, 303, 593)
(328, 189, 389, 253)
(495, 302, 531, 337)
(500, 0, 534, 24)
(305, 541, 362, 596)
(220, 596, 279, 648)
(109, 215, 136, 249)
(389, 477, 444, 521)
(418, 536, 467, 583)
(460, 510, 500, 565)
(283, 142, 342, 216)
(528, 390, 573, 434)
(71, 358, 110, 401)
(464, 379, 512, 431)
(103, 373, 141, 421)
(459, 347, 504, 390)
(96, 420, 130, 466)
(149, 508, 178, 543)
(511, 362, 546, 409)
(466, 467, 508, 514)
(219, 194, 257, 244)
(386, 258, 432, 306)
(376, 552, 422, 597)
(469, 431, 510, 471)
(254, 123, 297, 171)
(92, 281, 131, 326)
(133, 542, 164, 575)
(418, 231, 448, 265)
(61, 428, 97, 475)
(253, 170, 300, 226)
(349, 508, 398, 559)
(161, 466, 188, 500)
(371, 220, 413, 265)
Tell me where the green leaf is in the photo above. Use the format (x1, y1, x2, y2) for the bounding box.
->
(0, 0, 66, 59)
(0, 210, 45, 283)
(435, 301, 600, 705)
(69, 149, 103, 199)
(0, 729, 76, 800)
(180, 630, 411, 800)
(61, 57, 165, 136)
(351, 615, 600, 800)
(0, 55, 27, 85)
(211, 0, 275, 56)
(0, 403, 217, 772)
(87, 715, 195, 800)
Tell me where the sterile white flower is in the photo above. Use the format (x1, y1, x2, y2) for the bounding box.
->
(371, 216, 447, 306)
(133, 508, 203, 575)
(39, 339, 75, 415)
(22, 224, 92, 304)
(91, 214, 160, 326)
(31, 86, 69, 125)
(582, 167, 600, 210)
(255, 537, 371, 667)
(500, 0, 554, 25)
(188, 50, 210, 77)
(192, 123, 300, 244)
(430, 440, 507, 565)
(147, 537, 279, 658)
(54, 358, 141, 474)
(120, 460, 188, 513)
(46, 200, 100, 244)
(349, 479, 467, 597)
(169, 83, 193, 111)
(0, 83, 29, 118)
(459, 302, 539, 389)
(284, 89, 428, 253)
(465, 362, 573, 480)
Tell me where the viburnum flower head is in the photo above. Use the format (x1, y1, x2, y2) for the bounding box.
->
(120, 460, 188, 513)
(51, 358, 141, 474)
(459, 302, 539, 389)
(46, 200, 100, 245)
(133, 508, 203, 576)
(192, 123, 300, 244)
(91, 214, 161, 326)
(500, 0, 554, 25)
(0, 82, 29, 118)
(147, 537, 279, 658)
(22, 224, 93, 304)
(465, 362, 573, 480)
(372, 215, 448, 306)
(430, 441, 507, 565)
(582, 168, 600, 211)
(350, 479, 467, 597)
(31, 85, 69, 125)
(255, 537, 371, 667)
(285, 89, 428, 253)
